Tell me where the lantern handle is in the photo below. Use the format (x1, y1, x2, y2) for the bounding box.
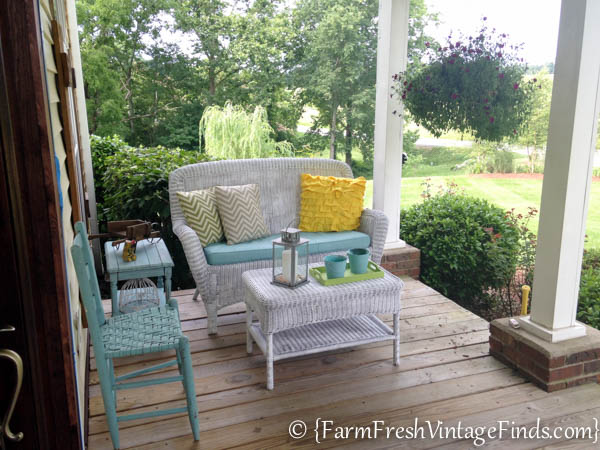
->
(284, 218, 298, 232)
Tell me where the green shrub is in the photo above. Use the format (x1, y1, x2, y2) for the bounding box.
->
(578, 249, 600, 329)
(403, 129, 420, 158)
(91, 135, 129, 223)
(400, 190, 520, 310)
(469, 141, 515, 174)
(101, 142, 211, 289)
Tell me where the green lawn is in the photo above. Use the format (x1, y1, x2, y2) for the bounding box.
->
(402, 146, 472, 177)
(364, 176, 600, 248)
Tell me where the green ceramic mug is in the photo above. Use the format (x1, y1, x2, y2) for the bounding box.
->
(324, 254, 347, 279)
(347, 248, 370, 274)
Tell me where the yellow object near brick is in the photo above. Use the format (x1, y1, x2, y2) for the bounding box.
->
(299, 173, 366, 232)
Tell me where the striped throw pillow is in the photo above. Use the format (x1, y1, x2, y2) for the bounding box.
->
(214, 184, 269, 245)
(176, 188, 224, 247)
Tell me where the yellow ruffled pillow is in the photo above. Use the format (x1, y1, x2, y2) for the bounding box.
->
(299, 174, 366, 232)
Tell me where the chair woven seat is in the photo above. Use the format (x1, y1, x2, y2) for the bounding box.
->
(102, 305, 183, 358)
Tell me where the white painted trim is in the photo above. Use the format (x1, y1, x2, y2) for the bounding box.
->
(373, 0, 409, 245)
(518, 316, 587, 343)
(384, 239, 406, 250)
(65, 0, 101, 265)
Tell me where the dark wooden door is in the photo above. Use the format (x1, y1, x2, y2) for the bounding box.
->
(0, 1, 82, 448)
(0, 115, 40, 449)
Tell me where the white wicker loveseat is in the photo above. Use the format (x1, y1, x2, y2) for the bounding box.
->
(169, 158, 389, 334)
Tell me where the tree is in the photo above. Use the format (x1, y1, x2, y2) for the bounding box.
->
(77, 0, 169, 140)
(173, 0, 301, 133)
(199, 103, 293, 159)
(292, 0, 377, 161)
(292, 0, 437, 164)
(518, 71, 552, 172)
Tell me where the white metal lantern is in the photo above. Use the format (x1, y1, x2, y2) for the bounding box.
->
(272, 227, 309, 288)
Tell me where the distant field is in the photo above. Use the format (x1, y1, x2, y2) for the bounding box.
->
(364, 175, 600, 248)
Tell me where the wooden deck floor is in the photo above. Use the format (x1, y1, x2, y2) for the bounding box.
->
(88, 277, 600, 449)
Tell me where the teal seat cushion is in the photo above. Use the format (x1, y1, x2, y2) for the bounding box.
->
(204, 231, 371, 266)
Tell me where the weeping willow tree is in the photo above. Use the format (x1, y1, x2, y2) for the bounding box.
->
(199, 103, 293, 159)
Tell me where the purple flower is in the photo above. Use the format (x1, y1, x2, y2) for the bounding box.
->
(498, 73, 505, 79)
(497, 52, 502, 57)
(483, 16, 487, 21)
(425, 75, 431, 80)
(425, 42, 430, 47)
(513, 83, 519, 90)
(489, 116, 495, 123)
(465, 68, 470, 73)
(451, 93, 459, 99)
(533, 78, 537, 82)
(448, 59, 455, 64)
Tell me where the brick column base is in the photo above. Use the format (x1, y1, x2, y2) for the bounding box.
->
(490, 318, 600, 392)
(380, 245, 420, 279)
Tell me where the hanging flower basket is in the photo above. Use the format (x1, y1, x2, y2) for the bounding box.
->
(393, 18, 541, 142)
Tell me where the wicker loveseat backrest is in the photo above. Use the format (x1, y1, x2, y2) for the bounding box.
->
(169, 158, 353, 235)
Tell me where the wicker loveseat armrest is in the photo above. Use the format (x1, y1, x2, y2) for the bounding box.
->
(172, 220, 210, 298)
(359, 208, 389, 264)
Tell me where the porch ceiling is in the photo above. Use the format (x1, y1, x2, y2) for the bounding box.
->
(87, 279, 600, 449)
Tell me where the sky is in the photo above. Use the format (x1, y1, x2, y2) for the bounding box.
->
(425, 0, 562, 66)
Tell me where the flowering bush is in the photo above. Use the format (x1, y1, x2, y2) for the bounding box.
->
(393, 18, 540, 142)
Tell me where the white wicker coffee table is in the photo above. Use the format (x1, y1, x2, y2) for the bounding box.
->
(242, 263, 404, 390)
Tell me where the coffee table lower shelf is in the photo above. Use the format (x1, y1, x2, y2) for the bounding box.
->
(247, 314, 400, 389)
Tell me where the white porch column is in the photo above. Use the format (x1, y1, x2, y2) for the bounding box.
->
(519, 0, 600, 343)
(373, 0, 409, 249)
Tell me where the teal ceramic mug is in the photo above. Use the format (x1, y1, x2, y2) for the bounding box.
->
(347, 248, 370, 274)
(324, 254, 347, 279)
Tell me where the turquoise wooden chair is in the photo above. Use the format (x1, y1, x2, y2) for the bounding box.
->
(70, 222, 199, 449)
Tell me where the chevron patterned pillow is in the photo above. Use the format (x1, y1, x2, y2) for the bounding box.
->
(176, 189, 224, 247)
(214, 184, 270, 245)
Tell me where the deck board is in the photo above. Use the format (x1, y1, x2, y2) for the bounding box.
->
(88, 279, 600, 449)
